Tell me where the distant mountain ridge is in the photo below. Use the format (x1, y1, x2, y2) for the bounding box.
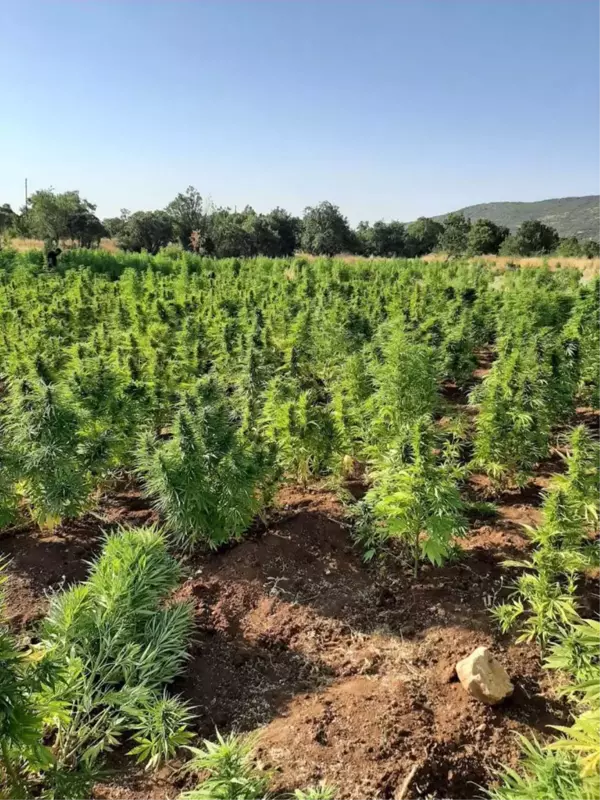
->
(434, 195, 599, 240)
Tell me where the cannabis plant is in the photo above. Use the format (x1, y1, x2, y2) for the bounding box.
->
(492, 426, 599, 646)
(180, 732, 270, 800)
(5, 377, 92, 528)
(294, 785, 337, 800)
(368, 324, 439, 447)
(546, 619, 600, 781)
(137, 378, 276, 549)
(179, 731, 336, 800)
(364, 417, 467, 575)
(40, 525, 193, 770)
(260, 375, 338, 484)
(0, 431, 20, 527)
(489, 735, 596, 800)
(471, 341, 553, 490)
(0, 560, 59, 799)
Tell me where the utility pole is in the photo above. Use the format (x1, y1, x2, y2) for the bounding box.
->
(24, 178, 28, 212)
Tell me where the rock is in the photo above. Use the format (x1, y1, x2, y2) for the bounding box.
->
(456, 646, 514, 705)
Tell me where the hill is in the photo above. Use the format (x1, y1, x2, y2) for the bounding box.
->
(434, 195, 599, 240)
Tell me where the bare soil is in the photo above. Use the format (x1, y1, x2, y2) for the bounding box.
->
(1, 471, 587, 800)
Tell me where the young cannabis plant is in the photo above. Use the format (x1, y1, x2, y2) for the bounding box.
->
(179, 731, 336, 800)
(546, 619, 600, 781)
(364, 417, 467, 575)
(180, 732, 270, 800)
(0, 560, 55, 799)
(488, 735, 596, 800)
(294, 784, 337, 800)
(492, 426, 599, 647)
(40, 525, 193, 770)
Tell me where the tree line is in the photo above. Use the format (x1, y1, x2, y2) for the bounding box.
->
(1, 186, 598, 259)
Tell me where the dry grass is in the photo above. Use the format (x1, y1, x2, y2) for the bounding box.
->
(6, 240, 599, 278)
(421, 251, 600, 272)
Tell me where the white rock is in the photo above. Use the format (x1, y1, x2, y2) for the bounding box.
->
(456, 646, 514, 705)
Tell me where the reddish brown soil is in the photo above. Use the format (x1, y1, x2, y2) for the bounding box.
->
(0, 474, 590, 799)
(0, 477, 157, 630)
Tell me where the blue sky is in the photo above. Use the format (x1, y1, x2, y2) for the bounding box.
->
(2, 0, 598, 223)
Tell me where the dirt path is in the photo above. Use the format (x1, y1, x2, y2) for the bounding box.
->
(0, 480, 584, 799)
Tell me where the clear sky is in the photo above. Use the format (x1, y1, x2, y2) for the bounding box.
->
(1, 0, 598, 223)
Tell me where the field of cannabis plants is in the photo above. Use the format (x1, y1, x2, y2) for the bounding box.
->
(0, 247, 598, 799)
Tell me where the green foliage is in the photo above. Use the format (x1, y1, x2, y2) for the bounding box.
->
(129, 693, 195, 770)
(405, 216, 443, 256)
(165, 186, 205, 250)
(369, 323, 439, 447)
(364, 417, 467, 574)
(24, 189, 106, 248)
(260, 376, 337, 483)
(467, 218, 509, 255)
(489, 735, 597, 800)
(118, 210, 174, 254)
(556, 237, 583, 258)
(356, 220, 407, 257)
(0, 561, 56, 798)
(180, 731, 335, 800)
(471, 342, 553, 489)
(137, 379, 275, 549)
(301, 201, 353, 256)
(0, 203, 16, 235)
(511, 220, 560, 256)
(546, 619, 600, 780)
(294, 785, 337, 800)
(180, 732, 270, 800)
(439, 211, 471, 256)
(492, 426, 599, 645)
(5, 378, 95, 528)
(40, 525, 193, 769)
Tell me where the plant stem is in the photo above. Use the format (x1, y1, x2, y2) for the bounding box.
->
(413, 531, 419, 579)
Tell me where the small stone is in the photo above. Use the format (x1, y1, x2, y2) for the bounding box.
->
(456, 646, 514, 705)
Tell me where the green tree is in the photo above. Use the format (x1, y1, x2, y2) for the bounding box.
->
(356, 220, 407, 257)
(0, 204, 16, 234)
(512, 220, 560, 256)
(556, 237, 583, 257)
(208, 209, 254, 258)
(582, 240, 600, 258)
(301, 201, 352, 256)
(26, 189, 104, 247)
(241, 208, 280, 256)
(118, 211, 173, 254)
(439, 212, 471, 256)
(65, 205, 107, 248)
(102, 210, 129, 239)
(404, 217, 443, 257)
(467, 218, 509, 255)
(165, 186, 204, 250)
(264, 207, 300, 256)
